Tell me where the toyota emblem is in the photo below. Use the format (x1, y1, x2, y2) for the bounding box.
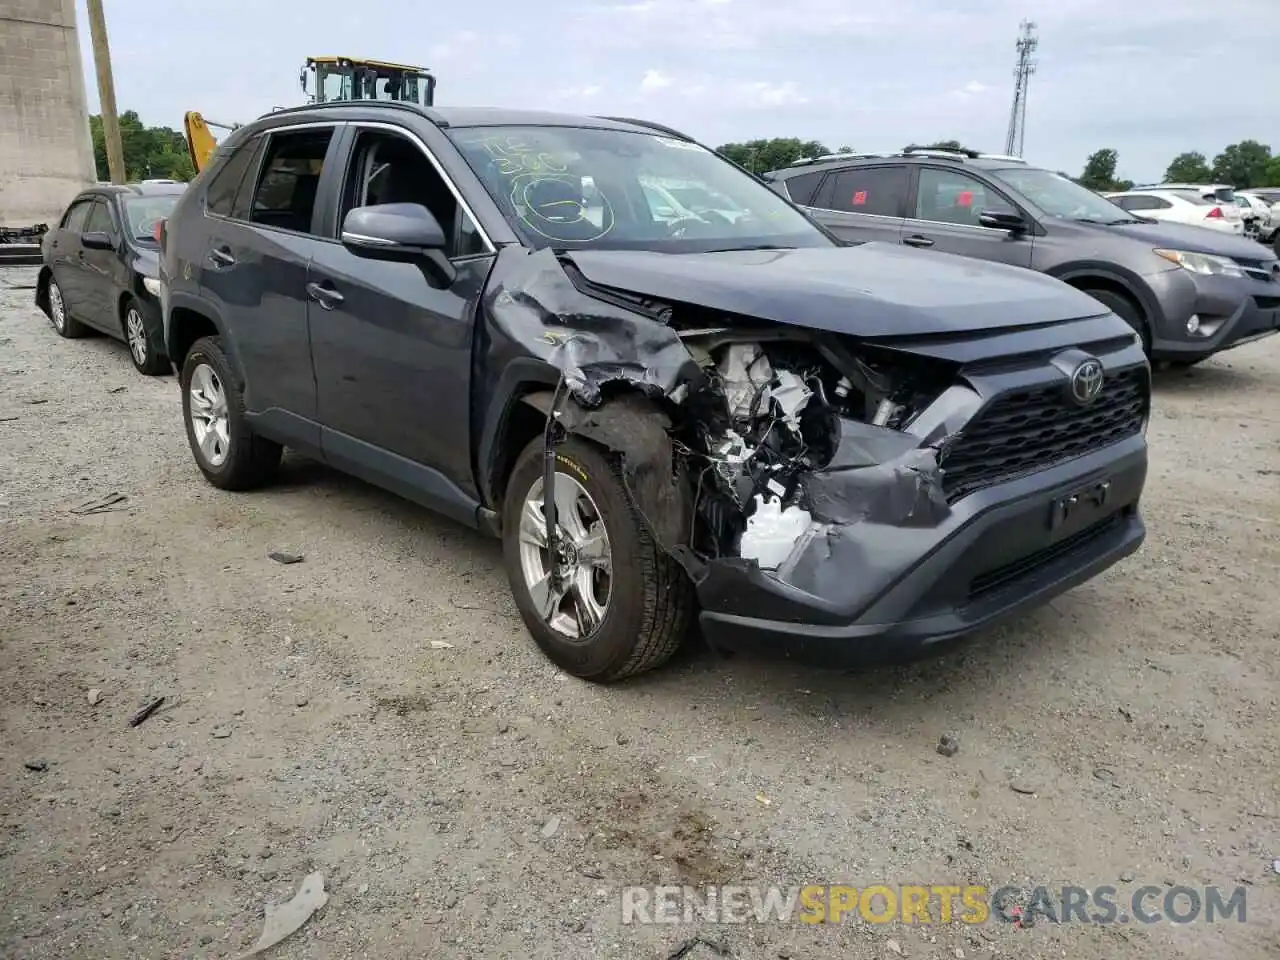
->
(1069, 358, 1105, 405)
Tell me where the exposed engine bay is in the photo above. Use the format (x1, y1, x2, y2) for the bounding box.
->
(675, 330, 955, 574)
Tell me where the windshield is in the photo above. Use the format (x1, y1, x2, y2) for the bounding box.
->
(123, 196, 179, 241)
(988, 166, 1139, 223)
(448, 125, 831, 252)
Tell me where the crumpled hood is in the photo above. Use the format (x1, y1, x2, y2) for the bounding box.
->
(564, 243, 1111, 338)
(1105, 219, 1275, 259)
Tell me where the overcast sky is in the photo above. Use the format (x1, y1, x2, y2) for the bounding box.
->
(77, 0, 1278, 184)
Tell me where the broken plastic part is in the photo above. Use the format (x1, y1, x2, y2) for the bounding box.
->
(239, 872, 328, 958)
(739, 495, 813, 570)
(770, 370, 812, 429)
(718, 343, 774, 420)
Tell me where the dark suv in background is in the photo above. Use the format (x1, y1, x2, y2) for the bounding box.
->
(159, 102, 1149, 683)
(765, 149, 1280, 366)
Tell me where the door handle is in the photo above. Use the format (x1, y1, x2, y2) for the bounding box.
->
(208, 246, 236, 267)
(902, 235, 935, 248)
(306, 281, 344, 309)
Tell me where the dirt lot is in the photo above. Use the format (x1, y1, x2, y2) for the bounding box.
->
(1, 264, 1278, 960)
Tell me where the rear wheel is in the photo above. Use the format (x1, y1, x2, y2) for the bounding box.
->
(46, 277, 87, 339)
(122, 297, 168, 376)
(1082, 287, 1149, 354)
(180, 336, 282, 490)
(501, 437, 693, 683)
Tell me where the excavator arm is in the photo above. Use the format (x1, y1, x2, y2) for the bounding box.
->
(184, 112, 240, 174)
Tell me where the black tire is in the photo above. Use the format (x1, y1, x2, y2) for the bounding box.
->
(121, 296, 169, 376)
(1082, 287, 1149, 353)
(501, 436, 694, 683)
(180, 335, 282, 490)
(45, 276, 88, 339)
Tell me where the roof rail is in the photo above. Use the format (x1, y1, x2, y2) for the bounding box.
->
(788, 152, 891, 167)
(259, 99, 450, 127)
(976, 152, 1027, 163)
(902, 144, 981, 160)
(595, 116, 694, 141)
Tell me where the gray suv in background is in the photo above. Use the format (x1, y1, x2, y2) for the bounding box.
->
(765, 149, 1280, 366)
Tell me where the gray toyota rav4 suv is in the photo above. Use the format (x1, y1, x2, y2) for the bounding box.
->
(766, 149, 1280, 366)
(159, 102, 1149, 682)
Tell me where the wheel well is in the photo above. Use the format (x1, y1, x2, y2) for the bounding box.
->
(116, 290, 135, 331)
(490, 392, 550, 505)
(168, 307, 218, 367)
(1065, 276, 1145, 320)
(35, 267, 51, 313)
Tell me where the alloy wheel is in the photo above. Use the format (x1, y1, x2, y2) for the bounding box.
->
(188, 363, 230, 467)
(517, 473, 613, 639)
(126, 308, 147, 366)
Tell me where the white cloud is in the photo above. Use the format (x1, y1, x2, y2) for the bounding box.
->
(639, 69, 673, 93)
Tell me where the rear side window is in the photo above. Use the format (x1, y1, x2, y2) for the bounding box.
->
(782, 170, 827, 205)
(1170, 190, 1210, 206)
(248, 129, 335, 234)
(61, 199, 94, 231)
(824, 166, 909, 217)
(1114, 194, 1169, 211)
(205, 137, 263, 217)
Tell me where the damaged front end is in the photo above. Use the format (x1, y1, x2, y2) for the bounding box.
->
(485, 248, 983, 623)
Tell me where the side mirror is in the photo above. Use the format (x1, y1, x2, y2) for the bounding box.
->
(340, 202, 456, 284)
(978, 210, 1028, 233)
(81, 231, 114, 250)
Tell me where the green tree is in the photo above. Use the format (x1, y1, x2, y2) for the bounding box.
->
(1263, 156, 1280, 188)
(715, 138, 831, 174)
(1211, 140, 1272, 187)
(1164, 151, 1213, 183)
(90, 111, 195, 183)
(1078, 148, 1122, 191)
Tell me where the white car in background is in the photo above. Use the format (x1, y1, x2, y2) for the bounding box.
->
(1238, 192, 1277, 242)
(1105, 187, 1244, 235)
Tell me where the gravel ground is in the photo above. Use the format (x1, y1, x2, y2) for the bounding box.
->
(1, 264, 1278, 960)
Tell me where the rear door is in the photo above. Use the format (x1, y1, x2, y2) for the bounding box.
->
(804, 165, 909, 244)
(901, 166, 1034, 268)
(199, 125, 339, 423)
(50, 198, 95, 317)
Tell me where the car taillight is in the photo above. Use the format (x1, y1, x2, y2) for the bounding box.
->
(1206, 207, 1223, 219)
(154, 219, 165, 243)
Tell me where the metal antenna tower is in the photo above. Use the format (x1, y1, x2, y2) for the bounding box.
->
(1004, 20, 1038, 156)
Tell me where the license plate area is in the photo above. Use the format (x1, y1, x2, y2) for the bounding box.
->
(1048, 479, 1112, 537)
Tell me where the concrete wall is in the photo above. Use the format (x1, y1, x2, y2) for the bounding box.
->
(0, 0, 97, 228)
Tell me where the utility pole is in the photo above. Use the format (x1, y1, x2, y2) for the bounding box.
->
(1004, 20, 1038, 157)
(85, 0, 125, 183)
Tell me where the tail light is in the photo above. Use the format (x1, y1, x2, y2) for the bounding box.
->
(1206, 207, 1224, 219)
(154, 219, 165, 243)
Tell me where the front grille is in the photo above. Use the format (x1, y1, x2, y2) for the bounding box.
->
(1232, 256, 1278, 283)
(940, 366, 1147, 503)
(968, 513, 1124, 599)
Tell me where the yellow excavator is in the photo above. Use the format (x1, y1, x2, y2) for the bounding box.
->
(184, 55, 437, 173)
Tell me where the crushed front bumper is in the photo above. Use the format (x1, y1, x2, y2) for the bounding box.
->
(696, 435, 1147, 666)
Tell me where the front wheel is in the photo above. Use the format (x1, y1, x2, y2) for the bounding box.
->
(122, 297, 168, 375)
(1082, 287, 1149, 354)
(180, 336, 282, 490)
(501, 437, 694, 683)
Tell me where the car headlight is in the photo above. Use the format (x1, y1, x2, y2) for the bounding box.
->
(142, 277, 162, 297)
(1153, 249, 1245, 278)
